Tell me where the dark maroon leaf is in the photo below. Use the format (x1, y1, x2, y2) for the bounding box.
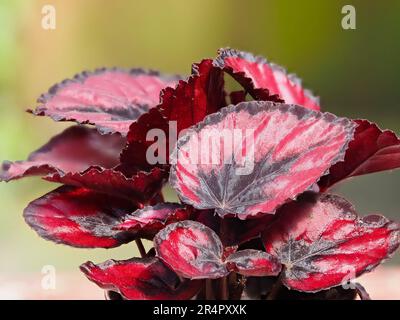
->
(170, 101, 355, 219)
(229, 90, 247, 105)
(80, 257, 202, 300)
(319, 120, 400, 190)
(114, 203, 192, 239)
(29, 68, 181, 135)
(225, 249, 281, 277)
(220, 215, 274, 247)
(46, 166, 166, 202)
(159, 59, 226, 134)
(214, 48, 320, 110)
(262, 192, 400, 292)
(119, 108, 169, 171)
(23, 185, 139, 248)
(154, 221, 228, 279)
(1, 126, 124, 182)
(120, 60, 226, 171)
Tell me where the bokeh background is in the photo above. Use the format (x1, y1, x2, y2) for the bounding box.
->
(0, 0, 399, 299)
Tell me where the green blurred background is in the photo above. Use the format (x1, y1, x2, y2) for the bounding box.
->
(1, 0, 399, 278)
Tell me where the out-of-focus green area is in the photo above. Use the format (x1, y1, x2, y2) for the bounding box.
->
(0, 0, 399, 274)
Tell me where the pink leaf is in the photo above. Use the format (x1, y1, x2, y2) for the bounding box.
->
(154, 221, 228, 279)
(30, 68, 181, 135)
(170, 101, 355, 219)
(262, 192, 400, 292)
(214, 48, 320, 110)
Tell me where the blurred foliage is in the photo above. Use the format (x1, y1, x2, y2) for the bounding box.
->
(0, 0, 399, 275)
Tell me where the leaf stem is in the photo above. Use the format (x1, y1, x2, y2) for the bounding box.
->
(205, 279, 215, 300)
(135, 239, 146, 258)
(220, 276, 228, 300)
(266, 271, 284, 300)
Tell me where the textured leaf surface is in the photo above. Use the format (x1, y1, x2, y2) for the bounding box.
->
(225, 249, 281, 276)
(159, 59, 226, 134)
(29, 68, 181, 135)
(115, 203, 191, 239)
(319, 120, 400, 190)
(214, 48, 320, 110)
(24, 186, 139, 248)
(170, 101, 355, 218)
(262, 192, 400, 292)
(1, 126, 124, 182)
(80, 257, 202, 300)
(120, 60, 226, 170)
(154, 221, 228, 279)
(46, 166, 166, 202)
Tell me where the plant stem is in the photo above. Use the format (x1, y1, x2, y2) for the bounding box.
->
(220, 276, 228, 300)
(266, 272, 283, 300)
(205, 279, 215, 300)
(135, 239, 146, 257)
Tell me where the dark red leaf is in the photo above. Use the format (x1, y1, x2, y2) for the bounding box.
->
(220, 215, 274, 247)
(114, 203, 191, 239)
(170, 101, 355, 219)
(319, 120, 400, 190)
(119, 108, 169, 171)
(120, 60, 226, 170)
(80, 257, 202, 300)
(1, 126, 124, 182)
(154, 221, 228, 279)
(23, 186, 139, 248)
(262, 192, 400, 292)
(46, 166, 167, 202)
(229, 90, 247, 105)
(225, 249, 281, 277)
(29, 68, 181, 135)
(214, 48, 320, 110)
(159, 59, 226, 134)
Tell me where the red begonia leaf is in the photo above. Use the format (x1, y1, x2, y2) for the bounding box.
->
(225, 249, 281, 277)
(119, 108, 169, 171)
(159, 59, 226, 134)
(319, 120, 400, 190)
(23, 185, 139, 248)
(114, 203, 191, 239)
(154, 221, 228, 279)
(120, 60, 226, 171)
(29, 68, 181, 135)
(262, 192, 400, 292)
(1, 126, 124, 182)
(170, 101, 355, 219)
(45, 166, 166, 202)
(80, 257, 202, 300)
(214, 48, 320, 110)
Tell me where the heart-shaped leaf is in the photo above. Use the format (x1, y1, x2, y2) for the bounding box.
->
(114, 203, 192, 239)
(214, 48, 320, 110)
(225, 249, 281, 277)
(262, 192, 400, 292)
(29, 68, 181, 135)
(170, 101, 355, 218)
(154, 220, 228, 279)
(80, 257, 202, 300)
(24, 186, 138, 248)
(319, 120, 400, 190)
